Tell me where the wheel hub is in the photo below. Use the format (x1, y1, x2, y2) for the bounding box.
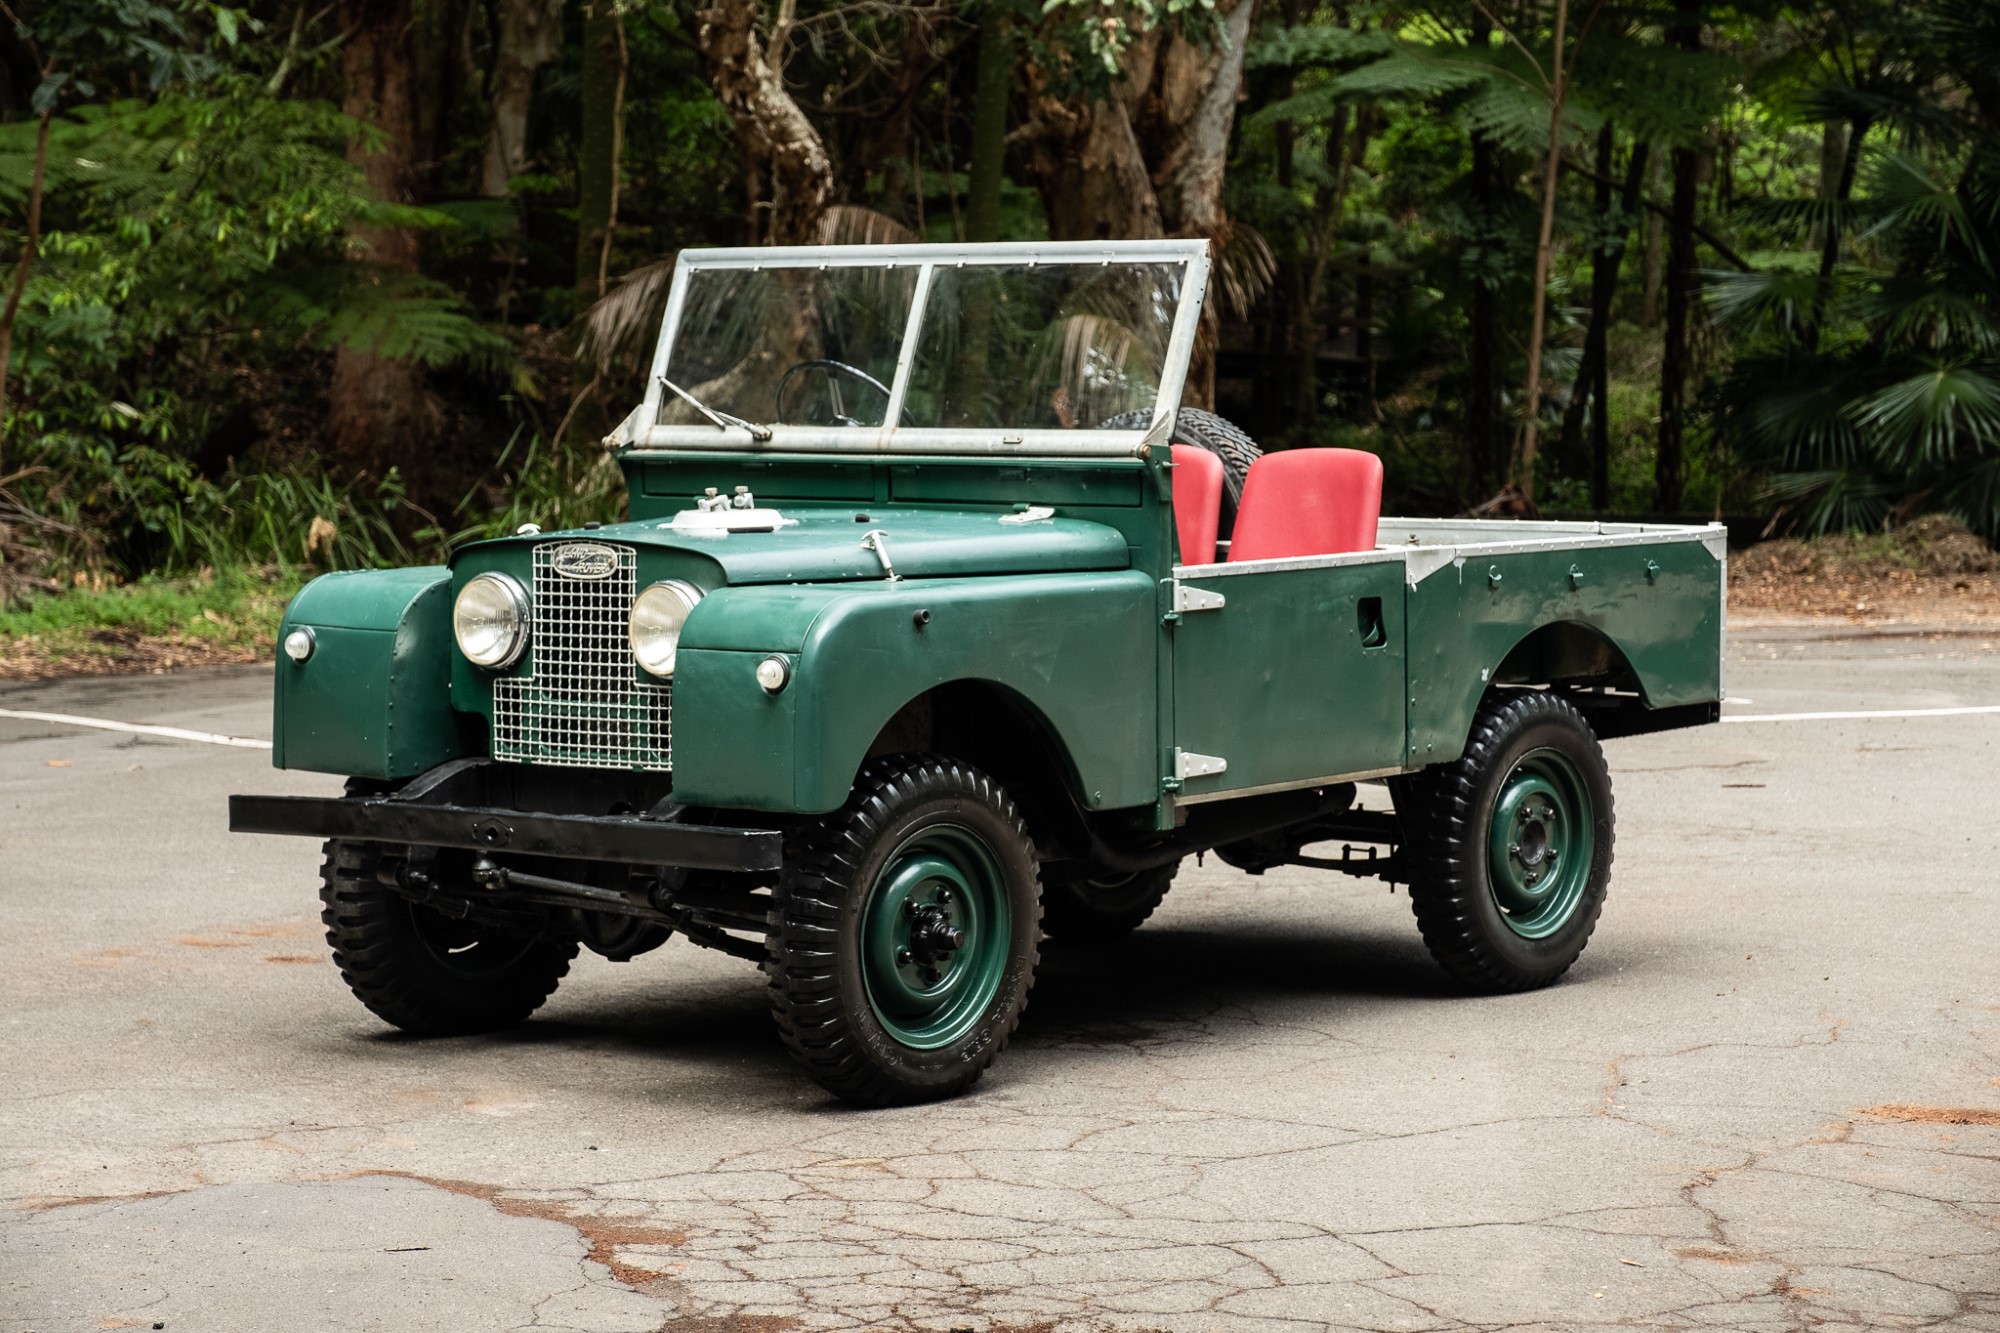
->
(860, 828, 1012, 1049)
(895, 894, 968, 979)
(1485, 750, 1594, 939)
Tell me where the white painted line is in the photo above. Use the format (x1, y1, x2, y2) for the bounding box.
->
(0, 707, 272, 749)
(1723, 705, 2000, 724)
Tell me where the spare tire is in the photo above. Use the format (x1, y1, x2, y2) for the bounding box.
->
(1104, 407, 1262, 539)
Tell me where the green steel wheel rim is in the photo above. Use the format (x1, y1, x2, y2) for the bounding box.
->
(1485, 747, 1595, 940)
(859, 824, 1013, 1050)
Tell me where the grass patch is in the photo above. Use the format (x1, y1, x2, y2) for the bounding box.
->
(0, 568, 305, 679)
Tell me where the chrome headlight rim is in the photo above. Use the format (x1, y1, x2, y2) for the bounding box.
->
(630, 578, 704, 678)
(453, 571, 532, 670)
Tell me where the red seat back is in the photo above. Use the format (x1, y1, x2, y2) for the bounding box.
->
(1170, 444, 1225, 566)
(1227, 448, 1383, 562)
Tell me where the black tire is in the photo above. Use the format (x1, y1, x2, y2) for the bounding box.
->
(318, 840, 578, 1036)
(1041, 861, 1178, 943)
(1398, 692, 1615, 993)
(766, 755, 1042, 1106)
(1104, 407, 1262, 538)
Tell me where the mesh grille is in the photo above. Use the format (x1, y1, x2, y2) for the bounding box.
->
(492, 543, 672, 771)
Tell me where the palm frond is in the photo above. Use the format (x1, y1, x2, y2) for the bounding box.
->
(1211, 224, 1276, 320)
(1248, 25, 1395, 72)
(1851, 363, 2000, 468)
(1706, 268, 1827, 333)
(815, 204, 920, 247)
(574, 258, 679, 380)
(1761, 466, 1892, 535)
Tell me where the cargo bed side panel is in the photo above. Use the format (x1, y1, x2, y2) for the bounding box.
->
(1404, 539, 1724, 766)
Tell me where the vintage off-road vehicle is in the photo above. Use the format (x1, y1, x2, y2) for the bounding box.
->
(232, 240, 1725, 1104)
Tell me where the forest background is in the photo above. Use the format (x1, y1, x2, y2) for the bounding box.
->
(2, 0, 1997, 651)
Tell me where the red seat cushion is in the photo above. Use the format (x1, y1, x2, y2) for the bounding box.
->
(1227, 448, 1383, 562)
(1170, 444, 1225, 566)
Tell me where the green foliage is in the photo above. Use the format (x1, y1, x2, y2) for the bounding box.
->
(0, 567, 301, 649)
(1715, 3, 2000, 540)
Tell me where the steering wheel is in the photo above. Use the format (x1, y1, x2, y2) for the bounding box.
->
(774, 359, 894, 427)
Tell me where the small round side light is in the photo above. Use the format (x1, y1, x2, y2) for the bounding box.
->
(755, 655, 791, 694)
(283, 626, 316, 663)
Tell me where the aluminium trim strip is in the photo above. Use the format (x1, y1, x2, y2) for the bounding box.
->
(631, 424, 1155, 456)
(1172, 765, 1409, 807)
(1173, 549, 1402, 579)
(675, 239, 1211, 269)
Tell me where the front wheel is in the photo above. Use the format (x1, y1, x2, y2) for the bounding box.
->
(1040, 861, 1178, 943)
(766, 755, 1042, 1105)
(1399, 692, 1614, 993)
(319, 841, 578, 1035)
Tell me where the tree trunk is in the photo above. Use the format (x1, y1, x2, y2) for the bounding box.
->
(1805, 116, 1868, 352)
(329, 0, 435, 479)
(1808, 119, 1847, 253)
(1513, 0, 1570, 502)
(1019, 92, 1163, 242)
(1558, 133, 1649, 508)
(695, 0, 835, 247)
(481, 0, 565, 198)
(1639, 151, 1664, 327)
(575, 0, 621, 292)
(0, 108, 50, 458)
(415, 0, 475, 191)
(964, 7, 1011, 243)
(1162, 0, 1255, 411)
(1557, 124, 1615, 482)
(1656, 1, 1702, 513)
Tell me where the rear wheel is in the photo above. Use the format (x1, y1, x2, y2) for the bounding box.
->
(1040, 861, 1177, 943)
(766, 755, 1042, 1105)
(1398, 692, 1614, 993)
(319, 841, 578, 1035)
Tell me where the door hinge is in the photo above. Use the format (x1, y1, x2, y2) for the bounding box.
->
(1174, 748, 1228, 780)
(1171, 581, 1226, 613)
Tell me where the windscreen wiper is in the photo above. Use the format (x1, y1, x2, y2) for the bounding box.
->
(658, 375, 773, 442)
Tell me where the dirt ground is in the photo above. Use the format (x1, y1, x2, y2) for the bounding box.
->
(1727, 513, 2000, 624)
(0, 630, 269, 682)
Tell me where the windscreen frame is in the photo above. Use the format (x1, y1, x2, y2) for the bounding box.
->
(624, 239, 1212, 457)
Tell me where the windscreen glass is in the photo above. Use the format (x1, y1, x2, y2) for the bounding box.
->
(657, 265, 917, 429)
(903, 261, 1184, 429)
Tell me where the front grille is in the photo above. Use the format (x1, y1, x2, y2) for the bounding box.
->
(492, 543, 672, 771)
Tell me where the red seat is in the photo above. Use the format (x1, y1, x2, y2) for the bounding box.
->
(1227, 448, 1383, 562)
(1170, 444, 1225, 566)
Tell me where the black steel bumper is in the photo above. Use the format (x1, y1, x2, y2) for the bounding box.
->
(228, 793, 782, 873)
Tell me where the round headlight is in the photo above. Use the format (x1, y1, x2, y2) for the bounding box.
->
(454, 572, 531, 668)
(630, 580, 703, 677)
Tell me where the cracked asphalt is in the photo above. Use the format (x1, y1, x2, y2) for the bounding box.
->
(3, 622, 1998, 1332)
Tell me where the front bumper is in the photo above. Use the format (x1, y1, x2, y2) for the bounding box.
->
(229, 792, 781, 872)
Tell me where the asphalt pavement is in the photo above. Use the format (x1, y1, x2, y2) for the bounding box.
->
(2, 624, 1997, 1333)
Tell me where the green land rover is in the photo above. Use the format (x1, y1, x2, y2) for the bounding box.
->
(232, 240, 1725, 1104)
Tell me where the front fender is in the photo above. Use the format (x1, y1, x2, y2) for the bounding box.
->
(274, 567, 475, 779)
(670, 572, 1159, 813)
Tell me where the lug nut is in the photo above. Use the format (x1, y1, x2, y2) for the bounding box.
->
(896, 948, 913, 965)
